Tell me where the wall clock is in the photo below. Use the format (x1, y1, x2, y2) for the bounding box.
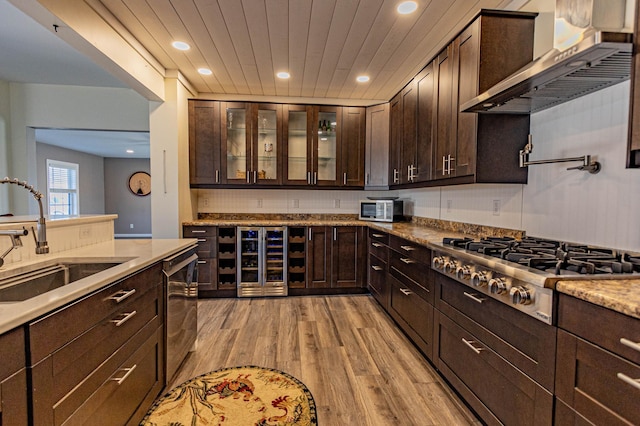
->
(128, 171, 151, 196)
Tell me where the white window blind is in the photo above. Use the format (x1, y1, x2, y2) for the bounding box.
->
(47, 159, 79, 217)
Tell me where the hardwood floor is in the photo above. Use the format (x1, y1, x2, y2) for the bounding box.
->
(168, 295, 481, 425)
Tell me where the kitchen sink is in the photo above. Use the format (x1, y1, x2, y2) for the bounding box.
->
(0, 258, 130, 302)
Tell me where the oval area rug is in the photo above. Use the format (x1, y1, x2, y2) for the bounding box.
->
(141, 365, 317, 425)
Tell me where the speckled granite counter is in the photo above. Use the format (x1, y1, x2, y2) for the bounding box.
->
(556, 280, 640, 320)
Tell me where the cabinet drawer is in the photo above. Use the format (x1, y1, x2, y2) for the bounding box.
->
(193, 237, 215, 258)
(58, 325, 163, 426)
(29, 263, 162, 364)
(436, 312, 553, 426)
(368, 228, 389, 245)
(556, 329, 640, 426)
(558, 294, 640, 365)
(388, 274, 433, 358)
(183, 226, 215, 238)
(389, 235, 430, 264)
(1, 368, 28, 426)
(435, 273, 556, 391)
(197, 258, 214, 283)
(45, 286, 160, 406)
(388, 250, 432, 303)
(369, 238, 388, 260)
(0, 326, 25, 380)
(368, 253, 387, 300)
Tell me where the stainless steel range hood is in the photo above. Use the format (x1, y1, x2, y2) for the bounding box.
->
(462, 0, 633, 114)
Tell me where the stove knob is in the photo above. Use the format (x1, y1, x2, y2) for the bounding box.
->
(488, 277, 508, 294)
(456, 265, 471, 280)
(470, 271, 488, 287)
(433, 256, 446, 269)
(510, 286, 532, 305)
(444, 260, 458, 274)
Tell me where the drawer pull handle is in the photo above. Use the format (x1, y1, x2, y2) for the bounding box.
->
(111, 311, 137, 327)
(617, 372, 640, 391)
(372, 242, 383, 248)
(620, 338, 640, 353)
(399, 288, 413, 296)
(197, 238, 207, 242)
(198, 260, 207, 264)
(400, 258, 415, 264)
(463, 292, 485, 304)
(462, 338, 484, 354)
(400, 245, 416, 251)
(107, 289, 136, 303)
(111, 365, 137, 385)
(371, 265, 383, 271)
(191, 230, 207, 234)
(372, 233, 385, 238)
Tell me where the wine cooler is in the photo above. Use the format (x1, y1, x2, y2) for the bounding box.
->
(237, 226, 287, 297)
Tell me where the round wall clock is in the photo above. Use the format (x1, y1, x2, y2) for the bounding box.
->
(128, 171, 151, 196)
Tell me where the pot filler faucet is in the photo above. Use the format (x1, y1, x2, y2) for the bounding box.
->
(0, 177, 49, 263)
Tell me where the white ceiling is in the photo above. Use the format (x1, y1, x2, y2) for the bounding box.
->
(0, 0, 528, 157)
(35, 129, 150, 158)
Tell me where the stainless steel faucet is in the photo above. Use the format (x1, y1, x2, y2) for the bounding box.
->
(0, 177, 50, 255)
(0, 228, 28, 268)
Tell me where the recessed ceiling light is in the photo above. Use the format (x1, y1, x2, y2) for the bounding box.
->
(198, 68, 213, 75)
(356, 75, 370, 83)
(397, 1, 418, 14)
(276, 72, 290, 79)
(126, 149, 134, 154)
(172, 41, 190, 51)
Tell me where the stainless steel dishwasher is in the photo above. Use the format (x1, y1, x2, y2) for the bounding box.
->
(163, 245, 198, 382)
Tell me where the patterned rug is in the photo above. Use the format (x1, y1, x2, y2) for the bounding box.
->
(141, 366, 317, 425)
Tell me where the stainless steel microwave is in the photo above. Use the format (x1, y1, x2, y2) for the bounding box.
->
(359, 199, 403, 222)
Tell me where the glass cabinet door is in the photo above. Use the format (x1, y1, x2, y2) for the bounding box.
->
(253, 104, 282, 184)
(284, 105, 310, 185)
(222, 102, 249, 183)
(315, 107, 339, 185)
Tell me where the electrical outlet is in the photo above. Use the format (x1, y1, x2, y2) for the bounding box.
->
(446, 199, 452, 213)
(334, 199, 340, 208)
(292, 199, 299, 208)
(493, 200, 501, 216)
(130, 224, 134, 229)
(203, 198, 209, 207)
(257, 199, 263, 208)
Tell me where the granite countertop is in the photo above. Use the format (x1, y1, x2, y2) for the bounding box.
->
(556, 280, 640, 320)
(0, 238, 196, 334)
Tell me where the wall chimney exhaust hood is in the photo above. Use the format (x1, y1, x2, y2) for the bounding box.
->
(462, 0, 633, 114)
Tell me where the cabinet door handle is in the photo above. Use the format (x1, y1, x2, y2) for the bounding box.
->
(463, 292, 485, 304)
(400, 257, 415, 264)
(215, 169, 220, 183)
(314, 172, 317, 185)
(197, 238, 207, 242)
(107, 289, 136, 303)
(111, 365, 137, 385)
(191, 230, 206, 234)
(198, 260, 207, 264)
(442, 156, 447, 176)
(308, 228, 312, 240)
(372, 233, 385, 238)
(399, 288, 413, 296)
(111, 310, 137, 327)
(400, 245, 415, 251)
(307, 172, 311, 185)
(617, 372, 640, 391)
(393, 169, 399, 183)
(620, 338, 640, 353)
(371, 265, 383, 271)
(372, 242, 383, 247)
(333, 227, 337, 241)
(246, 170, 250, 183)
(254, 170, 257, 183)
(343, 172, 347, 185)
(462, 338, 484, 354)
(366, 173, 370, 184)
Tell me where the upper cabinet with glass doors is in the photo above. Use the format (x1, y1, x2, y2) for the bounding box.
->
(189, 100, 364, 188)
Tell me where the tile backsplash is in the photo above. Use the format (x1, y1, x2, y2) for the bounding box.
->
(197, 82, 640, 252)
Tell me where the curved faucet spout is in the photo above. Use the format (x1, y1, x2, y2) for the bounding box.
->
(1, 177, 49, 254)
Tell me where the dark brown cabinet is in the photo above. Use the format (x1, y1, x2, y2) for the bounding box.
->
(189, 100, 221, 185)
(306, 226, 365, 289)
(287, 227, 307, 289)
(556, 294, 640, 425)
(0, 326, 28, 426)
(364, 103, 389, 189)
(433, 273, 556, 426)
(341, 107, 366, 187)
(29, 263, 164, 426)
(391, 10, 535, 188)
(367, 229, 389, 309)
(183, 225, 217, 295)
(628, 0, 640, 168)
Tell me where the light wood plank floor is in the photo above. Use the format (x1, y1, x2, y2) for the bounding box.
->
(168, 295, 481, 425)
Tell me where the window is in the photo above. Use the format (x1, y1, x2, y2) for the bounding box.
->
(46, 159, 79, 217)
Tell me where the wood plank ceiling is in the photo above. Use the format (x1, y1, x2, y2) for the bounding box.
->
(97, 0, 518, 104)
